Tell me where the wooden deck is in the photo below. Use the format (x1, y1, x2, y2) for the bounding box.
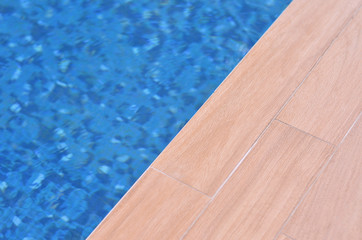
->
(87, 0, 362, 239)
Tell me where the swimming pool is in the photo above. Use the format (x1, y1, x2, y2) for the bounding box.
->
(0, 0, 290, 239)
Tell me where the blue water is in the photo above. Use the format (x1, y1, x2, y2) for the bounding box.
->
(0, 0, 290, 239)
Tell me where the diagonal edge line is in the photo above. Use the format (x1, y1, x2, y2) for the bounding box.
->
(274, 113, 361, 240)
(150, 167, 211, 198)
(275, 119, 336, 147)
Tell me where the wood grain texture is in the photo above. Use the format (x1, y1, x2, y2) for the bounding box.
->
(282, 117, 362, 240)
(183, 121, 334, 240)
(278, 9, 362, 145)
(87, 168, 209, 240)
(152, 0, 362, 195)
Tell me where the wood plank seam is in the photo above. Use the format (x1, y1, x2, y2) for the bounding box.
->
(182, 0, 359, 198)
(276, 4, 362, 144)
(87, 163, 211, 237)
(180, 119, 336, 239)
(282, 233, 296, 240)
(275, 119, 336, 146)
(273, 113, 361, 240)
(86, 165, 211, 238)
(183, 120, 335, 239)
(280, 233, 297, 240)
(281, 115, 362, 239)
(87, 168, 210, 239)
(152, 0, 362, 196)
(150, 167, 210, 198)
(179, 6, 359, 238)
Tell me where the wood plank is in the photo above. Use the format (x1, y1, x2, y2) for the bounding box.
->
(278, 9, 362, 145)
(183, 121, 334, 240)
(87, 168, 209, 240)
(152, 0, 361, 196)
(282, 117, 362, 240)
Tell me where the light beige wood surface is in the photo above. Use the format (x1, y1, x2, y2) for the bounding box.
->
(87, 168, 209, 240)
(152, 0, 361, 196)
(278, 9, 362, 145)
(276, 234, 294, 240)
(183, 121, 334, 240)
(282, 117, 362, 240)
